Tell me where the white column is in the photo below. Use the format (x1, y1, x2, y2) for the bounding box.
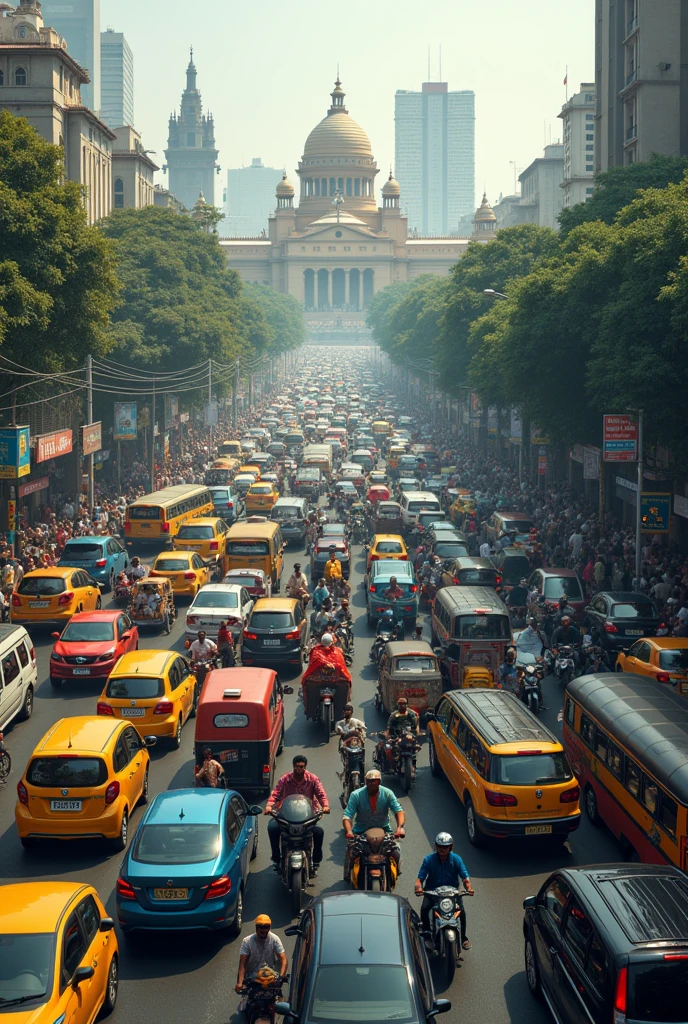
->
(358, 271, 363, 310)
(345, 270, 350, 306)
(313, 271, 319, 309)
(327, 271, 333, 308)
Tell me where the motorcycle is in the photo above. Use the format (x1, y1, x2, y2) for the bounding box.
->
(375, 730, 418, 792)
(370, 630, 394, 665)
(334, 623, 354, 665)
(517, 661, 544, 715)
(417, 887, 472, 984)
(190, 656, 218, 713)
(351, 515, 367, 544)
(338, 740, 365, 808)
(420, 567, 443, 607)
(348, 827, 400, 892)
(113, 571, 135, 605)
(270, 796, 323, 916)
(240, 966, 289, 1024)
(554, 645, 576, 686)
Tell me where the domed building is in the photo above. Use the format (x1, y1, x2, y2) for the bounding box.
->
(220, 79, 489, 318)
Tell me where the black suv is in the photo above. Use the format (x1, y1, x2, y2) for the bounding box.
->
(523, 864, 688, 1024)
(583, 591, 659, 654)
(240, 598, 307, 668)
(276, 891, 450, 1023)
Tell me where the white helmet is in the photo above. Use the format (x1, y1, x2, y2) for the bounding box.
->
(435, 832, 453, 848)
(321, 633, 334, 646)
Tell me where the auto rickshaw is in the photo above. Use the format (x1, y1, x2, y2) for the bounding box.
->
(373, 500, 404, 536)
(366, 484, 391, 505)
(127, 576, 176, 634)
(302, 644, 352, 743)
(374, 641, 442, 720)
(449, 490, 477, 529)
(438, 641, 501, 690)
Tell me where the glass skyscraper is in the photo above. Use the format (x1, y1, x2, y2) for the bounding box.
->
(100, 29, 133, 129)
(43, 0, 100, 112)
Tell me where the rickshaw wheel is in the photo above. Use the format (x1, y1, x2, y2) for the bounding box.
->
(163, 613, 170, 635)
(277, 728, 284, 756)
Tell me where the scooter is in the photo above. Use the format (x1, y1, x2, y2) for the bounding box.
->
(554, 645, 576, 686)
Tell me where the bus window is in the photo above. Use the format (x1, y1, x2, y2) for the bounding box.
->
(625, 758, 641, 799)
(580, 714, 594, 747)
(565, 698, 575, 728)
(595, 730, 608, 762)
(607, 743, 623, 780)
(642, 777, 658, 816)
(659, 793, 678, 836)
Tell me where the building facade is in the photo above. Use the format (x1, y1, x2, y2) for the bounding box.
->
(154, 184, 185, 213)
(221, 79, 487, 317)
(518, 144, 565, 230)
(163, 50, 219, 212)
(595, 0, 688, 170)
(112, 125, 157, 209)
(558, 83, 596, 207)
(42, 0, 99, 112)
(100, 28, 133, 129)
(0, 0, 114, 223)
(224, 158, 285, 235)
(395, 81, 475, 235)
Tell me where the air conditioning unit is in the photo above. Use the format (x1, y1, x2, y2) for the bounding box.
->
(659, 62, 671, 71)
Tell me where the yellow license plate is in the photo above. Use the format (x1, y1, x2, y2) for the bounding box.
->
(525, 825, 552, 836)
(153, 888, 188, 900)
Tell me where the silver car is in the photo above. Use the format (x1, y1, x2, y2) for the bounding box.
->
(184, 584, 254, 640)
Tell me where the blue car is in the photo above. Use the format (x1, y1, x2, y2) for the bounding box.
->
(366, 563, 419, 628)
(58, 536, 128, 591)
(116, 788, 261, 935)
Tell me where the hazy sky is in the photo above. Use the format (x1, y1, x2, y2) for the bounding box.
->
(101, 0, 595, 215)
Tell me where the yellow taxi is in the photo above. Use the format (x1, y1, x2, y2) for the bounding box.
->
(150, 550, 211, 598)
(426, 689, 580, 847)
(172, 516, 229, 572)
(11, 567, 101, 626)
(238, 464, 261, 479)
(366, 533, 409, 572)
(0, 881, 119, 1023)
(15, 716, 155, 851)
(245, 481, 281, 513)
(615, 637, 688, 695)
(97, 650, 195, 747)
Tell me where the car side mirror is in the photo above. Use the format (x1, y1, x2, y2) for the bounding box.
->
(51, 631, 60, 639)
(72, 966, 95, 988)
(284, 925, 302, 937)
(99, 917, 115, 932)
(424, 711, 436, 722)
(274, 1003, 296, 1019)
(121, 633, 131, 642)
(249, 805, 263, 816)
(427, 999, 451, 1018)
(144, 736, 157, 748)
(523, 895, 538, 910)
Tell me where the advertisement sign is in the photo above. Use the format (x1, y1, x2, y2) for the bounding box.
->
(35, 428, 73, 464)
(640, 493, 671, 533)
(7, 499, 15, 530)
(19, 476, 49, 498)
(674, 494, 688, 520)
(81, 421, 102, 456)
(530, 424, 549, 445)
(205, 400, 218, 427)
(0, 426, 30, 479)
(114, 403, 137, 441)
(583, 446, 601, 480)
(487, 407, 498, 436)
(538, 455, 548, 476)
(603, 414, 638, 462)
(509, 409, 522, 443)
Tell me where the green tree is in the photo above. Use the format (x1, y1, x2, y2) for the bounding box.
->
(365, 280, 415, 352)
(243, 283, 306, 353)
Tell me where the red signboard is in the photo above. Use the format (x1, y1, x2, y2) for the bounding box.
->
(19, 476, 50, 498)
(538, 455, 548, 476)
(82, 421, 102, 456)
(603, 415, 638, 462)
(35, 429, 73, 463)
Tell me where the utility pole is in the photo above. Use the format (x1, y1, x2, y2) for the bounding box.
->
(208, 358, 213, 453)
(150, 378, 156, 493)
(86, 354, 94, 511)
(635, 408, 644, 585)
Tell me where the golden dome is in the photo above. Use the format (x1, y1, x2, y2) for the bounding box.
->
(276, 173, 295, 197)
(302, 79, 373, 161)
(382, 172, 401, 196)
(474, 192, 496, 222)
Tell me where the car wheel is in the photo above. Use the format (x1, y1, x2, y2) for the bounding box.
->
(585, 785, 601, 826)
(20, 837, 37, 850)
(428, 737, 444, 778)
(615, 663, 624, 672)
(172, 716, 182, 750)
(251, 827, 258, 861)
(109, 809, 128, 853)
(524, 938, 541, 998)
(465, 798, 484, 848)
(95, 597, 102, 610)
(139, 766, 149, 805)
(228, 887, 243, 937)
(49, 676, 62, 690)
(102, 954, 119, 1016)
(18, 685, 33, 721)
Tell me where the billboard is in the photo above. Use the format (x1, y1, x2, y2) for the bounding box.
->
(0, 426, 30, 479)
(82, 421, 102, 456)
(35, 428, 72, 464)
(603, 414, 638, 462)
(114, 403, 137, 441)
(640, 493, 671, 533)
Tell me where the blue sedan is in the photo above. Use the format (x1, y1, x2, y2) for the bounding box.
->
(116, 788, 261, 935)
(58, 536, 128, 591)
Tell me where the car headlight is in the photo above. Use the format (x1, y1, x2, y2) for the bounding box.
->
(439, 898, 454, 913)
(50, 651, 63, 662)
(98, 648, 116, 661)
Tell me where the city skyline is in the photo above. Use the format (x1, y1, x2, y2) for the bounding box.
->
(100, 0, 593, 219)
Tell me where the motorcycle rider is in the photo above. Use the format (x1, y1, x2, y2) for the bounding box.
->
(333, 598, 353, 628)
(505, 577, 529, 610)
(128, 556, 148, 581)
(311, 578, 330, 611)
(265, 754, 330, 872)
(415, 832, 474, 950)
(324, 550, 343, 584)
(551, 615, 582, 672)
(516, 617, 548, 659)
(336, 702, 366, 742)
(235, 915, 288, 1012)
(383, 576, 404, 603)
(312, 600, 335, 638)
(216, 621, 235, 668)
(342, 769, 405, 882)
(553, 594, 578, 628)
(286, 562, 309, 596)
(189, 630, 218, 664)
(497, 648, 519, 694)
(375, 697, 419, 768)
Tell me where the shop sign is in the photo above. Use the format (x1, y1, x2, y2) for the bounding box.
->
(0, 426, 30, 479)
(530, 424, 549, 445)
(19, 475, 50, 498)
(640, 493, 671, 533)
(114, 403, 137, 441)
(35, 428, 72, 464)
(603, 414, 637, 462)
(583, 446, 600, 480)
(82, 421, 102, 456)
(538, 455, 548, 476)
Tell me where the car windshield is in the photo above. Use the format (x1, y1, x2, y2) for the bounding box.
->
(611, 602, 655, 618)
(659, 649, 688, 671)
(394, 657, 435, 671)
(543, 577, 583, 601)
(629, 961, 688, 1022)
(493, 753, 572, 786)
(456, 615, 511, 640)
(192, 592, 238, 608)
(0, 933, 53, 1008)
(434, 543, 468, 558)
(308, 965, 416, 1023)
(27, 757, 108, 787)
(272, 507, 301, 519)
(250, 612, 293, 629)
(106, 676, 164, 699)
(60, 621, 115, 642)
(177, 527, 215, 540)
(155, 559, 189, 572)
(503, 518, 533, 533)
(133, 824, 222, 864)
(17, 577, 65, 596)
(227, 541, 269, 555)
(210, 490, 230, 501)
(61, 543, 102, 557)
(250, 485, 272, 494)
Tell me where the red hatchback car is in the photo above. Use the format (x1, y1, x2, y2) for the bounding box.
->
(49, 610, 138, 688)
(527, 567, 587, 620)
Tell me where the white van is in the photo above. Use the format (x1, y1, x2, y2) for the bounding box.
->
(0, 624, 37, 730)
(400, 491, 442, 530)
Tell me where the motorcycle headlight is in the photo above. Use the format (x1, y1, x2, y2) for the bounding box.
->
(439, 898, 454, 914)
(289, 824, 304, 836)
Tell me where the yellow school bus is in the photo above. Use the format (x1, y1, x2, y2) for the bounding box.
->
(125, 485, 214, 544)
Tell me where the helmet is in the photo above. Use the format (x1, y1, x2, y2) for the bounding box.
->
(382, 609, 394, 619)
(255, 914, 272, 926)
(527, 617, 537, 627)
(321, 633, 333, 646)
(435, 832, 453, 848)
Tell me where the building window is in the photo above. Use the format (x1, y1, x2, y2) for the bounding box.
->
(586, 188, 594, 194)
(314, 179, 320, 197)
(354, 178, 360, 196)
(187, 132, 195, 147)
(329, 177, 335, 195)
(586, 164, 594, 171)
(14, 66, 27, 86)
(338, 177, 343, 193)
(586, 113, 594, 120)
(586, 134, 594, 141)
(59, 66, 63, 91)
(0, 68, 3, 86)
(17, 24, 27, 38)
(346, 177, 352, 196)
(114, 177, 124, 209)
(321, 177, 326, 195)
(585, 93, 594, 101)
(586, 144, 594, 151)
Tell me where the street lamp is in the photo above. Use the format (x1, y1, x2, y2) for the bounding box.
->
(483, 289, 510, 300)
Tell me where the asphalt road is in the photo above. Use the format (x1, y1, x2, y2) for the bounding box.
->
(0, 529, 623, 1024)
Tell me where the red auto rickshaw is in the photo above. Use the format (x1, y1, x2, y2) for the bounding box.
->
(366, 484, 391, 504)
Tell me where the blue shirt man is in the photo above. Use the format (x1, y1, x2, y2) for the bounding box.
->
(416, 851, 470, 889)
(342, 770, 405, 882)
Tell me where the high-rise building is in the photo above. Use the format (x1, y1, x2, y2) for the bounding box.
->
(595, 0, 688, 171)
(518, 144, 565, 230)
(558, 83, 596, 207)
(224, 158, 285, 236)
(395, 81, 475, 236)
(163, 50, 219, 212)
(42, 0, 99, 112)
(100, 28, 133, 129)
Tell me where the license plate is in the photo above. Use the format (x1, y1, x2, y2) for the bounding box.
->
(50, 800, 82, 811)
(263, 639, 281, 646)
(121, 708, 146, 717)
(29, 601, 49, 608)
(73, 668, 91, 676)
(153, 888, 188, 900)
(625, 629, 643, 635)
(141, 523, 151, 529)
(525, 825, 552, 835)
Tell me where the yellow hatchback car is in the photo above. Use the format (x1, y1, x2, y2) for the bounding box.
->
(97, 649, 195, 748)
(245, 481, 280, 513)
(11, 567, 101, 626)
(150, 550, 211, 598)
(172, 516, 229, 571)
(367, 533, 409, 571)
(0, 881, 119, 1023)
(16, 716, 155, 851)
